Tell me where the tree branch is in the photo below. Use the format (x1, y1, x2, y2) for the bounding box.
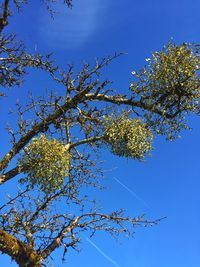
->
(85, 93, 175, 118)
(70, 136, 103, 148)
(41, 212, 163, 259)
(0, 90, 91, 175)
(0, 228, 42, 267)
(41, 217, 80, 259)
(0, 165, 26, 184)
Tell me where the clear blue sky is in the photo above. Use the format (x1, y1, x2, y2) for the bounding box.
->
(1, 0, 200, 266)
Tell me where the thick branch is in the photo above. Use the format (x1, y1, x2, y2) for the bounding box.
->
(0, 90, 90, 176)
(85, 93, 174, 118)
(0, 228, 41, 267)
(0, 165, 26, 184)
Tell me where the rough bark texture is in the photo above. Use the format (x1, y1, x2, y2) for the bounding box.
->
(0, 229, 42, 267)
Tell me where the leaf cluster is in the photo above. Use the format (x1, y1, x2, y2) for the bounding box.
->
(103, 114, 153, 159)
(130, 42, 200, 139)
(19, 135, 71, 193)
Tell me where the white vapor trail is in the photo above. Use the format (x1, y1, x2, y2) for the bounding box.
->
(86, 237, 121, 267)
(114, 177, 150, 209)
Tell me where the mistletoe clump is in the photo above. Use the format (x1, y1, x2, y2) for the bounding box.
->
(131, 42, 200, 117)
(103, 115, 153, 159)
(20, 135, 71, 193)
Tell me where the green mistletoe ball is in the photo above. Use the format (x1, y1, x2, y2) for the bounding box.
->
(104, 116, 153, 159)
(19, 135, 70, 193)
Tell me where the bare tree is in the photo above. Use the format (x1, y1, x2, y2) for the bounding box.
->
(0, 1, 199, 267)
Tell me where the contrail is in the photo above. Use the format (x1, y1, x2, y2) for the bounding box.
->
(86, 237, 121, 267)
(113, 177, 150, 209)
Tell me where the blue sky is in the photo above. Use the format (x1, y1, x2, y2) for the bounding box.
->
(1, 0, 200, 266)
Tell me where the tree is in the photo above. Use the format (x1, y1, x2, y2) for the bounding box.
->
(0, 1, 199, 267)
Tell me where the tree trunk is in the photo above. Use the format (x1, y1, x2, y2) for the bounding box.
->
(0, 229, 42, 267)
